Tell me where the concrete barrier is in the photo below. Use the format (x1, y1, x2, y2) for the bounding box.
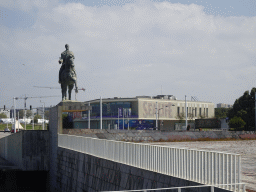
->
(0, 131, 49, 171)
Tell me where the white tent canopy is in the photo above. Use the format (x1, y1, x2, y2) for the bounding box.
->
(12, 121, 24, 130)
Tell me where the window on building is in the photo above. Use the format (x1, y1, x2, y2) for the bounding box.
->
(206, 108, 208, 117)
(195, 108, 197, 117)
(177, 107, 180, 115)
(204, 108, 206, 117)
(199, 108, 202, 116)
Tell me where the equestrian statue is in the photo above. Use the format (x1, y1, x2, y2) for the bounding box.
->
(58, 44, 78, 100)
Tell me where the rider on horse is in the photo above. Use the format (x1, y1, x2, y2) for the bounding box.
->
(58, 44, 78, 92)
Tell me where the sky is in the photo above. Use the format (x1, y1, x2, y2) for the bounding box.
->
(0, 0, 256, 109)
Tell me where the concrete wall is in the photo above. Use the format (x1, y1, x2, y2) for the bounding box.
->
(6, 132, 22, 168)
(0, 131, 49, 171)
(22, 131, 49, 170)
(49, 105, 59, 192)
(55, 147, 230, 192)
(195, 119, 221, 129)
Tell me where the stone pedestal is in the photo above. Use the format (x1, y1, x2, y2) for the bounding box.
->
(48, 100, 91, 191)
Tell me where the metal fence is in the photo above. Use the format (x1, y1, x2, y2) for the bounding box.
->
(102, 184, 246, 192)
(58, 134, 244, 192)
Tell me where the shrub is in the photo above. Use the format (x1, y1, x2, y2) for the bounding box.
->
(228, 116, 246, 130)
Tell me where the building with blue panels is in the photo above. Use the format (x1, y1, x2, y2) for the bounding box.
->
(69, 95, 215, 131)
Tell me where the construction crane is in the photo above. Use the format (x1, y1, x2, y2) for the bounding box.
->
(33, 86, 86, 100)
(33, 86, 85, 91)
(13, 95, 60, 131)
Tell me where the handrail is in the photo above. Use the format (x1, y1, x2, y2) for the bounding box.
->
(102, 183, 246, 192)
(58, 134, 245, 192)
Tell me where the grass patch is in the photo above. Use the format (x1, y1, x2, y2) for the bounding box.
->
(0, 123, 47, 131)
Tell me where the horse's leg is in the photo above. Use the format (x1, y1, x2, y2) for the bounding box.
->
(61, 83, 65, 101)
(65, 84, 68, 100)
(68, 84, 74, 100)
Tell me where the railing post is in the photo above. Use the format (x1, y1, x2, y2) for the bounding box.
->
(238, 155, 241, 191)
(234, 155, 237, 192)
(211, 186, 214, 192)
(230, 154, 232, 191)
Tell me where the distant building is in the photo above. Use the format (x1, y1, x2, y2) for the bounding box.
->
(71, 95, 215, 131)
(217, 103, 233, 108)
(10, 109, 24, 118)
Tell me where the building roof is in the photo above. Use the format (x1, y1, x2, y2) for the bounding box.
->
(84, 95, 214, 104)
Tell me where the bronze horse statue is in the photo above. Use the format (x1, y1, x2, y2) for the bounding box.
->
(60, 53, 78, 100)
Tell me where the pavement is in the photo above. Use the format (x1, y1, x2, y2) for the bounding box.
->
(150, 140, 256, 191)
(0, 132, 11, 139)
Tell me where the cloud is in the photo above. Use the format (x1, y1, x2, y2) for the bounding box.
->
(0, 0, 53, 12)
(1, 0, 256, 107)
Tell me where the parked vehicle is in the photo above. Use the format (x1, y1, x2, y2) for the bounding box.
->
(4, 128, 10, 132)
(11, 129, 20, 133)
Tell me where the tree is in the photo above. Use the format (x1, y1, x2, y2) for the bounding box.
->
(34, 114, 42, 123)
(228, 116, 246, 130)
(0, 113, 7, 118)
(176, 113, 185, 123)
(26, 110, 32, 118)
(215, 108, 230, 119)
(188, 113, 194, 123)
(227, 87, 256, 131)
(18, 110, 33, 118)
(44, 111, 49, 120)
(62, 114, 73, 128)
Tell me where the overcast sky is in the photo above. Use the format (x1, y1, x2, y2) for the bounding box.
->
(1, 0, 256, 109)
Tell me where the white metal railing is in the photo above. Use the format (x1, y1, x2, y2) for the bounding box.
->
(102, 183, 246, 192)
(58, 134, 244, 192)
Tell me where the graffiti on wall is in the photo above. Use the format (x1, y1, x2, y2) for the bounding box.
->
(141, 101, 174, 118)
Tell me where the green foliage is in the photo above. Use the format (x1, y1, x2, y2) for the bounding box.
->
(44, 111, 49, 120)
(0, 113, 7, 118)
(176, 113, 185, 123)
(228, 116, 246, 130)
(62, 113, 73, 128)
(227, 87, 256, 131)
(215, 108, 230, 119)
(33, 114, 42, 123)
(18, 110, 33, 118)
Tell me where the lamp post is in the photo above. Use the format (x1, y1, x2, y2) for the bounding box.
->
(118, 108, 119, 130)
(13, 97, 17, 133)
(155, 102, 158, 130)
(32, 109, 34, 130)
(185, 95, 187, 129)
(88, 102, 90, 129)
(40, 100, 45, 130)
(100, 96, 102, 129)
(18, 111, 19, 130)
